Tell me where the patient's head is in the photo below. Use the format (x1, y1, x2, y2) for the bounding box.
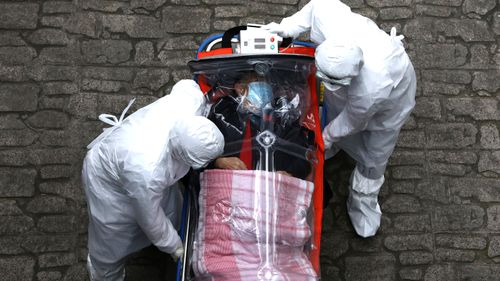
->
(234, 73, 273, 116)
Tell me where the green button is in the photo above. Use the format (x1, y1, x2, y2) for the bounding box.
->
(270, 45, 275, 50)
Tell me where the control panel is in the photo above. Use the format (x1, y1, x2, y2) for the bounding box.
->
(240, 25, 279, 54)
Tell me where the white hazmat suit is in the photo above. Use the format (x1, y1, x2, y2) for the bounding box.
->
(82, 79, 224, 280)
(265, 0, 416, 237)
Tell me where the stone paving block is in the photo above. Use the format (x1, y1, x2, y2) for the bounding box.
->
(215, 6, 247, 18)
(418, 0, 464, 6)
(392, 166, 424, 180)
(0, 168, 37, 197)
(133, 69, 170, 91)
(0, 236, 25, 254)
(38, 45, 81, 64)
(26, 195, 68, 214)
(345, 255, 396, 281)
(393, 214, 431, 232)
(131, 0, 167, 10)
(480, 124, 500, 149)
(422, 81, 465, 96)
(399, 268, 422, 280)
(320, 231, 349, 260)
(82, 0, 126, 12)
(0, 129, 38, 147)
(162, 7, 211, 33)
(0, 256, 35, 281)
(82, 67, 135, 81)
(412, 97, 441, 119)
(382, 195, 421, 213)
(22, 235, 74, 253)
(396, 131, 425, 148)
(0, 83, 39, 112)
(479, 151, 500, 175)
(463, 0, 497, 15)
(43, 1, 77, 14)
(385, 234, 433, 251)
(460, 264, 500, 280)
(423, 264, 455, 281)
(0, 46, 37, 64)
(426, 124, 477, 148)
(433, 205, 484, 231)
(436, 234, 487, 250)
(102, 15, 164, 38)
(29, 65, 78, 82)
(380, 7, 413, 20)
(415, 178, 450, 203)
(472, 71, 500, 93)
(0, 199, 22, 215)
(389, 150, 425, 166)
(62, 264, 88, 281)
(37, 271, 63, 281)
(414, 43, 468, 68)
(0, 215, 34, 235)
(422, 70, 472, 84)
(0, 3, 39, 29)
(487, 205, 500, 230)
(28, 29, 70, 46)
(82, 79, 123, 93)
(135, 41, 155, 65)
(0, 31, 26, 46)
(399, 251, 433, 265)
(446, 98, 500, 120)
(366, 0, 412, 7)
(39, 253, 77, 268)
(41, 165, 73, 179)
(488, 236, 500, 258)
(37, 215, 77, 233)
(41, 16, 68, 28)
(82, 40, 133, 64)
(39, 181, 85, 202)
(350, 236, 383, 253)
(449, 178, 500, 203)
(427, 150, 477, 164)
(64, 12, 100, 38)
(436, 248, 475, 262)
(249, 2, 297, 16)
(27, 111, 70, 129)
(0, 65, 27, 82)
(416, 4, 455, 17)
(494, 12, 500, 35)
(429, 163, 468, 176)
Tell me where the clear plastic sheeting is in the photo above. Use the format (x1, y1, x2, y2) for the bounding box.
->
(187, 54, 321, 281)
(193, 170, 316, 281)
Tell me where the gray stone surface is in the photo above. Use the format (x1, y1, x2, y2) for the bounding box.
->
(0, 0, 499, 280)
(0, 256, 35, 281)
(0, 3, 39, 29)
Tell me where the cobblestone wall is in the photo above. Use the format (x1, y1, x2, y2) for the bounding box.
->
(0, 0, 498, 280)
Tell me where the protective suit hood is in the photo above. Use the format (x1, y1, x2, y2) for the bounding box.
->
(170, 116, 224, 169)
(315, 39, 364, 80)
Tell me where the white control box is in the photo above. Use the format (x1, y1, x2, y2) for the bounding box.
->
(239, 26, 279, 54)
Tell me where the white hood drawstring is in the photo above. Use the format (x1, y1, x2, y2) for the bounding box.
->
(87, 98, 136, 149)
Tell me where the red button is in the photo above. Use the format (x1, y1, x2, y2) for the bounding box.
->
(270, 37, 275, 42)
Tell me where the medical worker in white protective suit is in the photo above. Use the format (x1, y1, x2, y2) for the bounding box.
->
(82, 79, 224, 280)
(265, 0, 416, 237)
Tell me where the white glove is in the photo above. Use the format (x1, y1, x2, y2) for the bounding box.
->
(170, 242, 184, 262)
(322, 128, 334, 150)
(262, 22, 287, 37)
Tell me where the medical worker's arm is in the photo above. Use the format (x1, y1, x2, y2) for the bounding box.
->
(121, 165, 182, 255)
(265, 1, 313, 38)
(322, 84, 392, 148)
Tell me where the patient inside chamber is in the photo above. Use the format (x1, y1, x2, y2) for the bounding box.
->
(189, 57, 320, 281)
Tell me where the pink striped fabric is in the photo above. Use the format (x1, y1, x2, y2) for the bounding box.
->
(192, 169, 318, 281)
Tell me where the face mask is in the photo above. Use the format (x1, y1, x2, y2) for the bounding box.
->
(244, 81, 273, 116)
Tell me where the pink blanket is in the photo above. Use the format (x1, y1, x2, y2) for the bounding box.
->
(192, 169, 318, 281)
